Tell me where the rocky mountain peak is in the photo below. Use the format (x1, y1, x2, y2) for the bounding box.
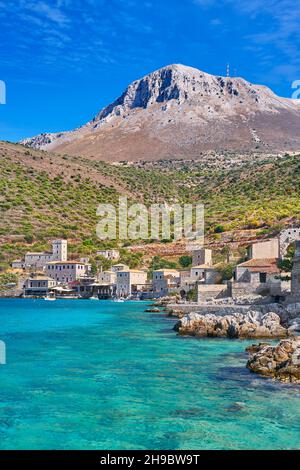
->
(21, 64, 300, 160)
(89, 63, 279, 129)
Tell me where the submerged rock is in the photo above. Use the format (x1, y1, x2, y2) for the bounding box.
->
(174, 311, 290, 339)
(226, 402, 246, 413)
(246, 339, 300, 383)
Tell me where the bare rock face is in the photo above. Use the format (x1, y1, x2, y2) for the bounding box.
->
(21, 64, 300, 161)
(174, 311, 289, 339)
(246, 339, 300, 383)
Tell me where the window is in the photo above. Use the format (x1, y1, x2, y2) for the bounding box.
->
(260, 273, 267, 283)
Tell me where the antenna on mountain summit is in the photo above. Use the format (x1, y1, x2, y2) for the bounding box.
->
(226, 64, 230, 78)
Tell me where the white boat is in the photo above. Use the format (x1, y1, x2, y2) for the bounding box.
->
(90, 296, 99, 300)
(113, 298, 124, 302)
(44, 295, 56, 301)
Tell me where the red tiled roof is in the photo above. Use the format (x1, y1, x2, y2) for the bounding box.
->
(238, 258, 280, 273)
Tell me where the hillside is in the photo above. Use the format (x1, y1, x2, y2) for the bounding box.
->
(1, 141, 300, 268)
(22, 64, 300, 161)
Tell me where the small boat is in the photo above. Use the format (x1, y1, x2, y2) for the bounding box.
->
(113, 298, 124, 302)
(44, 295, 56, 301)
(89, 296, 99, 300)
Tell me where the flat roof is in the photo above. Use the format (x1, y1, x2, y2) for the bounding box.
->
(154, 268, 179, 273)
(46, 260, 87, 265)
(191, 264, 214, 269)
(26, 252, 52, 256)
(117, 269, 147, 274)
(27, 275, 54, 281)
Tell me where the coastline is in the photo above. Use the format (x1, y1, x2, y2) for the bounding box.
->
(152, 296, 300, 383)
(1, 297, 300, 450)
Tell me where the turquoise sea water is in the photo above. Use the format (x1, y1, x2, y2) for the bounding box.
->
(0, 298, 299, 450)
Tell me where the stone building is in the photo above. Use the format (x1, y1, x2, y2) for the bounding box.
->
(279, 228, 300, 258)
(233, 237, 281, 296)
(152, 269, 180, 296)
(291, 241, 300, 297)
(51, 239, 68, 262)
(192, 248, 212, 267)
(45, 260, 91, 284)
(97, 249, 120, 261)
(247, 238, 279, 260)
(235, 258, 280, 284)
(23, 274, 57, 297)
(116, 269, 148, 298)
(13, 239, 68, 270)
(111, 263, 129, 272)
(99, 270, 117, 285)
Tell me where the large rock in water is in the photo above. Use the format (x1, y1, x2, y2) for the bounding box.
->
(174, 311, 289, 339)
(246, 339, 300, 383)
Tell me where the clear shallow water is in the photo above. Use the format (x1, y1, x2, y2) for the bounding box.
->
(0, 298, 299, 450)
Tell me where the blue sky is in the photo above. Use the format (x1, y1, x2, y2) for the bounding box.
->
(0, 0, 300, 142)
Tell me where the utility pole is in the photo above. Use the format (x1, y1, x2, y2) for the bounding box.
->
(226, 63, 230, 78)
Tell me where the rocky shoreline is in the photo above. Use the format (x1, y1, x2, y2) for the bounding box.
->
(246, 339, 300, 383)
(152, 296, 300, 384)
(173, 311, 289, 339)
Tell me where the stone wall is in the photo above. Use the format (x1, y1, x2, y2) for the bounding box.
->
(229, 281, 279, 297)
(197, 284, 229, 302)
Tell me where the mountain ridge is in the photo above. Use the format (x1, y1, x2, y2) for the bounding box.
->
(21, 64, 300, 161)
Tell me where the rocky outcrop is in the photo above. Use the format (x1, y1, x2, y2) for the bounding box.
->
(174, 311, 290, 339)
(21, 64, 300, 161)
(154, 295, 182, 306)
(288, 317, 300, 333)
(168, 309, 185, 318)
(246, 339, 300, 383)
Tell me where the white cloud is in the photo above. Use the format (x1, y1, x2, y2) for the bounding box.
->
(25, 1, 69, 26)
